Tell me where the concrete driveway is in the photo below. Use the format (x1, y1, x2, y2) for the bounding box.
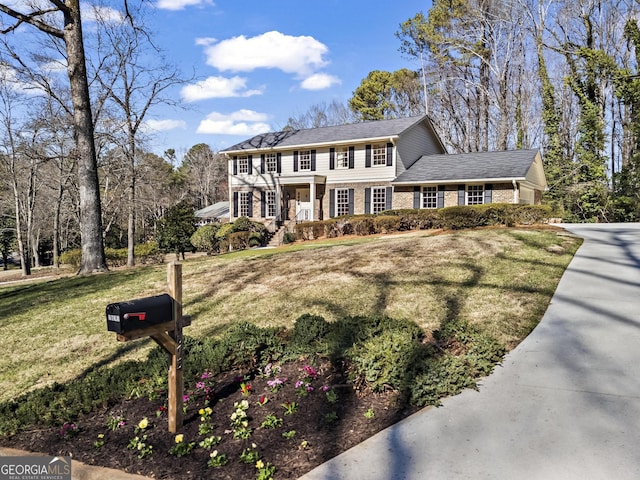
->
(300, 223, 640, 480)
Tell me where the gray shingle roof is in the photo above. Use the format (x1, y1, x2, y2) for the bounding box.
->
(221, 116, 427, 152)
(393, 150, 539, 184)
(195, 201, 229, 219)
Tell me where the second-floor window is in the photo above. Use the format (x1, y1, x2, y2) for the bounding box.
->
(422, 187, 437, 209)
(336, 147, 349, 169)
(372, 144, 386, 166)
(265, 153, 277, 173)
(299, 150, 311, 171)
(238, 155, 249, 174)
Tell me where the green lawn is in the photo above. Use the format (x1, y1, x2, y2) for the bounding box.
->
(0, 227, 580, 403)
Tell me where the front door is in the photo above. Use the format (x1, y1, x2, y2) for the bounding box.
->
(296, 188, 312, 221)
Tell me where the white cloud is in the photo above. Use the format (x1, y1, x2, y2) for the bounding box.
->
(196, 110, 271, 136)
(300, 73, 341, 91)
(202, 31, 329, 77)
(145, 119, 187, 132)
(180, 76, 264, 102)
(155, 0, 213, 11)
(82, 4, 124, 23)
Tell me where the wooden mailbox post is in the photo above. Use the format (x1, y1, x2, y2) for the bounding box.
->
(111, 262, 190, 433)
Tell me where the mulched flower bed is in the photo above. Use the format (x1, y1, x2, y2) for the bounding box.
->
(1, 359, 418, 479)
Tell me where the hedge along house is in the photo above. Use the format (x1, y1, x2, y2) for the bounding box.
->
(220, 115, 547, 232)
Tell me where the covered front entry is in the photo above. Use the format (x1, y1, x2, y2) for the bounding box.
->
(295, 188, 312, 221)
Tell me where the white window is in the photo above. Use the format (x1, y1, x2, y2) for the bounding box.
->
(372, 144, 387, 166)
(265, 153, 277, 173)
(372, 187, 387, 214)
(422, 186, 437, 209)
(239, 191, 250, 217)
(299, 150, 311, 171)
(336, 147, 349, 169)
(238, 155, 249, 174)
(336, 189, 350, 216)
(266, 191, 276, 217)
(467, 185, 484, 205)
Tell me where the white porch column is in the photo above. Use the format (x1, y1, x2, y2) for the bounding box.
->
(309, 181, 316, 221)
(275, 182, 282, 222)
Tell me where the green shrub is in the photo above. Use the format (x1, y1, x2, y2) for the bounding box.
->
(219, 322, 285, 368)
(248, 232, 263, 247)
(439, 206, 482, 230)
(347, 328, 427, 393)
(349, 215, 375, 236)
(373, 215, 401, 234)
(214, 223, 235, 240)
(232, 216, 253, 232)
(228, 231, 250, 251)
(134, 242, 164, 264)
(283, 232, 296, 244)
(515, 205, 552, 224)
(294, 222, 324, 240)
(290, 314, 330, 353)
(191, 225, 221, 254)
(409, 355, 478, 406)
(59, 249, 81, 268)
(105, 248, 127, 267)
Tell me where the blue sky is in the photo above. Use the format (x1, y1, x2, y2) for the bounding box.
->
(138, 0, 433, 160)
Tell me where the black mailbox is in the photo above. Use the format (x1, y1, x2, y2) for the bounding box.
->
(106, 294, 174, 334)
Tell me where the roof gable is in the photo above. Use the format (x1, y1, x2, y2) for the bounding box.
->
(393, 150, 541, 184)
(221, 116, 431, 152)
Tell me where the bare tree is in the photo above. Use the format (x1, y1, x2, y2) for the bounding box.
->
(0, 0, 106, 273)
(180, 143, 228, 209)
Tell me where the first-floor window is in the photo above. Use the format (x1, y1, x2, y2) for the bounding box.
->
(467, 185, 484, 205)
(336, 189, 350, 216)
(422, 186, 437, 209)
(266, 191, 276, 217)
(372, 187, 387, 214)
(239, 191, 250, 217)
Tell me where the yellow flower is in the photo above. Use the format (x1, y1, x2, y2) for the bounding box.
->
(256, 460, 264, 469)
(175, 434, 184, 444)
(138, 418, 149, 430)
(205, 407, 213, 415)
(199, 408, 205, 415)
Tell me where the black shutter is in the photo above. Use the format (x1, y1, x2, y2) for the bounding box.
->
(329, 189, 335, 217)
(329, 148, 335, 170)
(247, 191, 253, 217)
(437, 185, 445, 208)
(386, 142, 393, 166)
(276, 153, 282, 173)
(248, 155, 253, 174)
(348, 146, 355, 169)
(233, 191, 238, 217)
(484, 184, 492, 204)
(365, 145, 372, 167)
(233, 156, 238, 175)
(385, 186, 392, 211)
(311, 150, 316, 171)
(260, 191, 266, 217)
(365, 187, 371, 214)
(348, 189, 355, 215)
(413, 186, 421, 209)
(293, 151, 299, 172)
(458, 185, 466, 206)
(260, 154, 265, 174)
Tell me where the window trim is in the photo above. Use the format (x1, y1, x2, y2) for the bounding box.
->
(265, 153, 277, 173)
(422, 186, 438, 209)
(238, 155, 249, 174)
(335, 188, 350, 216)
(466, 184, 484, 205)
(371, 143, 387, 167)
(299, 149, 312, 171)
(371, 186, 387, 214)
(239, 191, 251, 217)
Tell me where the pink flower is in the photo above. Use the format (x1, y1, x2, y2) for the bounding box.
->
(322, 385, 330, 392)
(196, 381, 206, 389)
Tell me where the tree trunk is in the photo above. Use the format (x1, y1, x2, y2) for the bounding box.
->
(63, 0, 106, 273)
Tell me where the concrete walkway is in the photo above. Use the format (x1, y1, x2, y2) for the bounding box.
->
(300, 223, 640, 480)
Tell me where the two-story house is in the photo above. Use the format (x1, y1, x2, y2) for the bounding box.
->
(220, 115, 547, 229)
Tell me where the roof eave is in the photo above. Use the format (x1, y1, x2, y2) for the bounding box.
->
(392, 176, 527, 185)
(221, 134, 401, 155)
